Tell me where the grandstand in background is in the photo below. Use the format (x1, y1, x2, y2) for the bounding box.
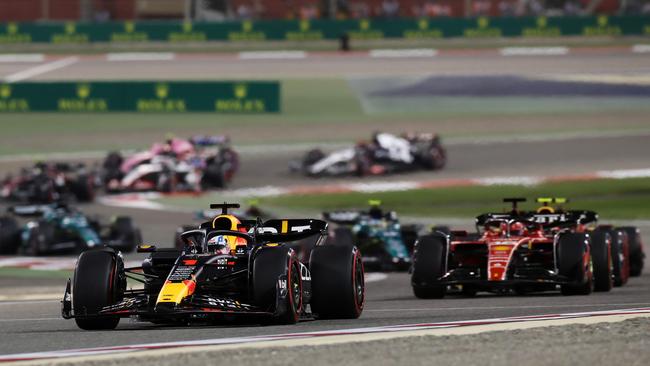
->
(0, 0, 643, 21)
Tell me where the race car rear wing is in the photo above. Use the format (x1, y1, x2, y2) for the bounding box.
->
(476, 210, 598, 228)
(255, 219, 328, 243)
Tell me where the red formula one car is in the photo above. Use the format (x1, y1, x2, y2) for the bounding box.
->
(411, 198, 617, 298)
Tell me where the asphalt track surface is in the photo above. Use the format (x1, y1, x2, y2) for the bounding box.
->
(1, 52, 650, 358)
(0, 272, 649, 356)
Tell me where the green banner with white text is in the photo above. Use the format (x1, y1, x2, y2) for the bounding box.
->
(0, 81, 280, 113)
(0, 16, 648, 44)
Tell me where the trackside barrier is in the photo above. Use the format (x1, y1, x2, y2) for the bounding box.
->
(0, 81, 281, 113)
(0, 16, 647, 44)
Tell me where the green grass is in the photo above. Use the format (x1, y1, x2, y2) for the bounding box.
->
(0, 267, 72, 279)
(1, 77, 650, 156)
(156, 177, 650, 221)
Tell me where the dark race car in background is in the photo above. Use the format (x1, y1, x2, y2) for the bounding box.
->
(62, 203, 364, 330)
(1, 162, 96, 203)
(532, 197, 643, 283)
(411, 198, 623, 299)
(0, 203, 141, 255)
(323, 202, 420, 271)
(291, 132, 446, 177)
(101, 135, 238, 193)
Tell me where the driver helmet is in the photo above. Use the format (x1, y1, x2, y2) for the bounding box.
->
(509, 222, 527, 236)
(207, 235, 232, 255)
(487, 221, 507, 236)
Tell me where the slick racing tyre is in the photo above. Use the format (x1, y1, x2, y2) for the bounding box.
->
(0, 216, 20, 254)
(253, 247, 302, 324)
(411, 234, 447, 299)
(22, 221, 55, 256)
(618, 227, 644, 277)
(310, 245, 364, 319)
(590, 230, 613, 292)
(73, 249, 124, 330)
(71, 174, 95, 202)
(108, 216, 141, 253)
(557, 233, 593, 296)
(327, 227, 355, 248)
(201, 161, 226, 189)
(609, 229, 630, 286)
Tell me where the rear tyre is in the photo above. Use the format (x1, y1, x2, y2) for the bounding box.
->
(618, 227, 644, 277)
(0, 216, 20, 254)
(557, 233, 592, 296)
(310, 245, 364, 319)
(590, 231, 613, 292)
(201, 161, 226, 189)
(108, 217, 139, 253)
(71, 174, 95, 202)
(22, 221, 55, 256)
(609, 229, 630, 287)
(328, 227, 355, 248)
(73, 249, 123, 330)
(411, 234, 447, 299)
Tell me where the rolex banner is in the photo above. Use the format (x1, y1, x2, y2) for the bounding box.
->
(0, 16, 648, 44)
(0, 81, 280, 113)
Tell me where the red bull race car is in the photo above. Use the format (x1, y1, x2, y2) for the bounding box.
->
(411, 198, 635, 298)
(62, 203, 364, 330)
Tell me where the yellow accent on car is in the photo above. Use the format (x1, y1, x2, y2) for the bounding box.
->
(156, 282, 194, 305)
(281, 220, 288, 233)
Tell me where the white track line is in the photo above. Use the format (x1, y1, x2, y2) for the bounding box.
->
(365, 302, 650, 313)
(632, 44, 650, 53)
(106, 52, 175, 61)
(2, 308, 649, 364)
(369, 49, 437, 58)
(239, 51, 307, 60)
(0, 54, 45, 63)
(500, 47, 569, 56)
(4, 57, 79, 83)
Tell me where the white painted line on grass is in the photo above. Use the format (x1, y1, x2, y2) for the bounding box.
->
(632, 44, 650, 53)
(0, 54, 45, 63)
(369, 49, 437, 58)
(106, 52, 176, 61)
(500, 47, 569, 56)
(4, 57, 79, 83)
(238, 51, 307, 60)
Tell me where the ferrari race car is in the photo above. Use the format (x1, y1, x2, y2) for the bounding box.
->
(0, 203, 141, 255)
(411, 198, 630, 298)
(323, 201, 419, 271)
(1, 162, 95, 203)
(290, 132, 446, 177)
(62, 203, 365, 330)
(101, 135, 238, 193)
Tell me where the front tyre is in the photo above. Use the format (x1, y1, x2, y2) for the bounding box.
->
(557, 233, 593, 296)
(73, 249, 124, 330)
(310, 245, 364, 319)
(590, 230, 613, 292)
(411, 234, 447, 299)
